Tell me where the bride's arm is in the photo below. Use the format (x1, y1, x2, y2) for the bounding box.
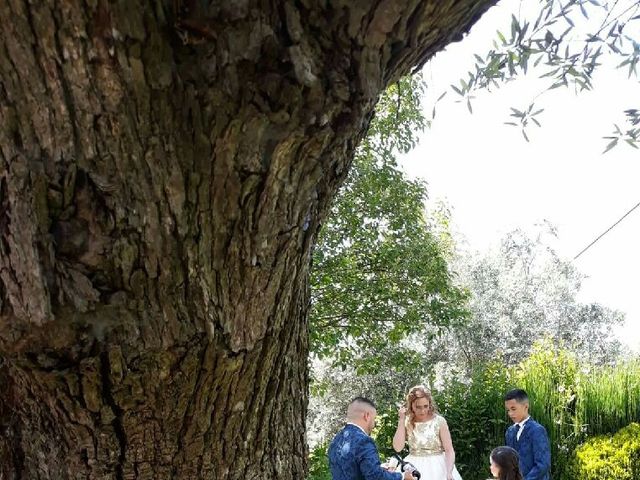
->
(392, 406, 407, 452)
(439, 418, 456, 480)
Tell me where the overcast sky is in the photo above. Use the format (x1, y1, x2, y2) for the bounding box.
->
(400, 0, 640, 352)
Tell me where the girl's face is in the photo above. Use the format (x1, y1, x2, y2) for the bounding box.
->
(489, 457, 500, 478)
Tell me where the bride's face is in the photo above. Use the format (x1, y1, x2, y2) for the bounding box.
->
(411, 396, 431, 421)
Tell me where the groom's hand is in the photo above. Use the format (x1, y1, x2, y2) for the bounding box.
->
(402, 471, 413, 480)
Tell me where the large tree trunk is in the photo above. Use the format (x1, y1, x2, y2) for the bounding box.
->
(0, 1, 496, 478)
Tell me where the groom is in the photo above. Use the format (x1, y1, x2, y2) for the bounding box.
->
(329, 397, 413, 480)
(504, 389, 551, 480)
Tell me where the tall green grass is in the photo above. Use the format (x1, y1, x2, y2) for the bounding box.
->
(514, 341, 583, 479)
(514, 340, 640, 480)
(440, 340, 640, 480)
(577, 359, 640, 436)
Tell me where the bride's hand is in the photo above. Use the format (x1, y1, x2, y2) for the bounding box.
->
(398, 405, 407, 419)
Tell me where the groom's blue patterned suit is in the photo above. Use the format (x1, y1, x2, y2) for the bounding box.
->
(328, 424, 401, 480)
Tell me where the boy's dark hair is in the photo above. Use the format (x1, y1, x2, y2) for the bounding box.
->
(350, 397, 376, 410)
(504, 389, 529, 403)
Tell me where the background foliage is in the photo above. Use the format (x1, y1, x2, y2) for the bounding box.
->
(308, 345, 640, 480)
(450, 226, 626, 369)
(309, 74, 468, 373)
(307, 2, 640, 480)
(449, 0, 640, 149)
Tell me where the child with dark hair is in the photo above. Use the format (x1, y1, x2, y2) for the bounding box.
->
(489, 446, 523, 480)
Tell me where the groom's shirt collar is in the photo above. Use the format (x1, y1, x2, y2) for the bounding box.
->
(347, 422, 368, 436)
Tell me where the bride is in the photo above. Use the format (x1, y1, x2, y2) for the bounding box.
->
(392, 385, 463, 480)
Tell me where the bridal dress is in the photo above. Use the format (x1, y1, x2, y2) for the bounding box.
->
(403, 415, 463, 480)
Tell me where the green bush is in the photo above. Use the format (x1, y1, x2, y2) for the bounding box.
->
(435, 361, 509, 480)
(308, 443, 332, 480)
(568, 423, 640, 480)
(514, 340, 582, 480)
(372, 409, 402, 460)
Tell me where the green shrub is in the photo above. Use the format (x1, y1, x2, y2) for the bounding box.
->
(436, 361, 509, 480)
(308, 443, 332, 480)
(372, 409, 402, 460)
(514, 340, 582, 480)
(568, 423, 640, 480)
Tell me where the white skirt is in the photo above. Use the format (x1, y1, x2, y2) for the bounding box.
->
(404, 453, 463, 480)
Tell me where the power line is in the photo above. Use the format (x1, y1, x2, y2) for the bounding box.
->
(574, 200, 640, 260)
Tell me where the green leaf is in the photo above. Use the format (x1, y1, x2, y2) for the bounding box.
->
(602, 138, 618, 154)
(579, 3, 588, 19)
(563, 14, 574, 27)
(510, 15, 519, 42)
(497, 30, 507, 45)
(540, 68, 560, 78)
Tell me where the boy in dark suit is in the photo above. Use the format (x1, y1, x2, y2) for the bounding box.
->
(329, 397, 413, 480)
(504, 389, 551, 480)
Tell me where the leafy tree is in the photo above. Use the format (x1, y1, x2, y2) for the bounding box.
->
(307, 76, 465, 456)
(449, 0, 640, 149)
(434, 361, 510, 479)
(0, 1, 498, 477)
(450, 225, 625, 367)
(310, 75, 468, 372)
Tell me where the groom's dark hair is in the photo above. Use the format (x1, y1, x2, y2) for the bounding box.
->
(350, 397, 376, 410)
(504, 389, 529, 403)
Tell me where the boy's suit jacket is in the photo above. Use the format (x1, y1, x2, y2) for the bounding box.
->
(506, 418, 551, 480)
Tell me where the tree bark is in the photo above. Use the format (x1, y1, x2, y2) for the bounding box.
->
(0, 1, 496, 478)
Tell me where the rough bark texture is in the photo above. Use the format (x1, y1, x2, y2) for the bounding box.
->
(0, 1, 496, 478)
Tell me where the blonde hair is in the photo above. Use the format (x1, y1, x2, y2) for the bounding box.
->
(405, 385, 438, 427)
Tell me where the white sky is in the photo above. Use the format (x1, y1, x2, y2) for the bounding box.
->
(399, 1, 640, 352)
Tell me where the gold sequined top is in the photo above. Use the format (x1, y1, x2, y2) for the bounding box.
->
(406, 415, 445, 456)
